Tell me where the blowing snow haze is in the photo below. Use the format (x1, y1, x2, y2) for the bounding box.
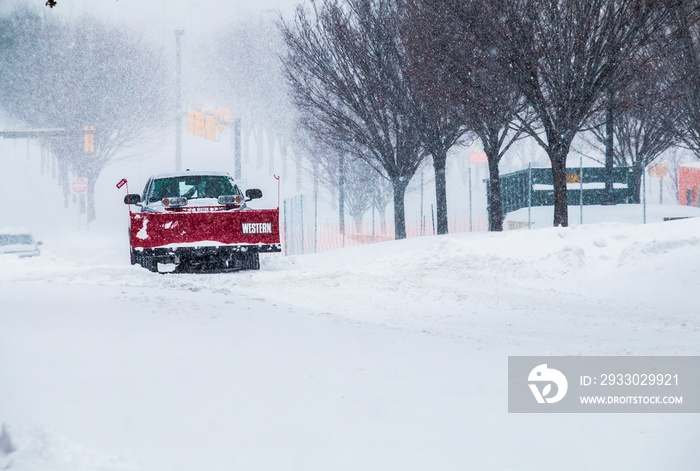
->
(1, 0, 296, 39)
(2, 0, 700, 469)
(0, 0, 299, 235)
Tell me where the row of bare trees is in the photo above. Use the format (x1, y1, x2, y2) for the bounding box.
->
(0, 6, 170, 222)
(281, 0, 700, 236)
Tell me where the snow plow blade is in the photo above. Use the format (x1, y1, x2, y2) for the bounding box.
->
(129, 208, 280, 273)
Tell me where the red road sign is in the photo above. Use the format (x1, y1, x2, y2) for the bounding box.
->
(649, 163, 668, 179)
(72, 177, 88, 194)
(471, 152, 488, 163)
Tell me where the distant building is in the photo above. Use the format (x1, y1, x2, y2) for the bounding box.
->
(679, 163, 700, 206)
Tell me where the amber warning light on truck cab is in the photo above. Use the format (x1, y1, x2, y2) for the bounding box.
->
(162, 197, 188, 208)
(219, 195, 243, 205)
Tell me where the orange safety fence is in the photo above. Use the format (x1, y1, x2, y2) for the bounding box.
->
(280, 216, 488, 255)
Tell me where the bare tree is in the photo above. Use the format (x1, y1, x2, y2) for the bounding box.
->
(666, 0, 700, 154)
(295, 126, 371, 230)
(400, 0, 471, 234)
(201, 19, 296, 179)
(585, 56, 678, 202)
(280, 0, 424, 239)
(0, 7, 170, 222)
(480, 0, 668, 226)
(406, 0, 526, 231)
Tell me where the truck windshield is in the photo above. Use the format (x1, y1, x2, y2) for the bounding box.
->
(0, 234, 34, 246)
(150, 176, 241, 201)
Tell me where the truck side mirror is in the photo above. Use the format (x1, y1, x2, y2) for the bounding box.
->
(245, 189, 262, 201)
(124, 194, 141, 205)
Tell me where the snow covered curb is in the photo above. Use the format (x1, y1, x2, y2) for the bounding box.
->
(0, 423, 141, 471)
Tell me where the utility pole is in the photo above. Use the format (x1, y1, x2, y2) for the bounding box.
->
(175, 30, 184, 171)
(234, 117, 242, 179)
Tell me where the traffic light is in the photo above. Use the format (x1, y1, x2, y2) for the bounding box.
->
(194, 111, 205, 137)
(187, 111, 196, 134)
(205, 115, 217, 140)
(187, 108, 230, 140)
(187, 110, 205, 136)
(84, 126, 95, 153)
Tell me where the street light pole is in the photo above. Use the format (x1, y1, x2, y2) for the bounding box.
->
(175, 30, 184, 171)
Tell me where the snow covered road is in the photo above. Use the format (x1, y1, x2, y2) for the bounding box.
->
(1, 217, 700, 470)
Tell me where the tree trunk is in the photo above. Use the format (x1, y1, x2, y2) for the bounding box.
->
(550, 145, 569, 227)
(243, 122, 250, 164)
(604, 88, 615, 205)
(87, 175, 97, 223)
(354, 218, 363, 233)
(432, 150, 449, 235)
(486, 151, 503, 231)
(281, 141, 290, 180)
(378, 207, 387, 235)
(630, 162, 643, 204)
(85, 165, 103, 223)
(392, 176, 409, 239)
(255, 126, 264, 170)
(267, 132, 276, 175)
(58, 153, 70, 209)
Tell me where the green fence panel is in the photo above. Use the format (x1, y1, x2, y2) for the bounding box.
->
(487, 167, 635, 215)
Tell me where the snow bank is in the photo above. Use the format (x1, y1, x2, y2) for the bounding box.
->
(0, 423, 140, 471)
(2, 212, 699, 353)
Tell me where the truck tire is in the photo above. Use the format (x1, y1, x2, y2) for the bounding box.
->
(247, 252, 260, 270)
(238, 252, 260, 270)
(141, 253, 158, 272)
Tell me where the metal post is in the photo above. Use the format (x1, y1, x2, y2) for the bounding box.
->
(420, 171, 424, 236)
(300, 195, 305, 255)
(468, 166, 473, 232)
(527, 163, 532, 229)
(313, 164, 319, 253)
(283, 198, 288, 256)
(314, 191, 318, 253)
(372, 188, 376, 243)
(339, 152, 345, 245)
(579, 157, 583, 225)
(643, 165, 647, 224)
(175, 30, 184, 171)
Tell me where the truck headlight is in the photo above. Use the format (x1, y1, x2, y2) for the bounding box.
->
(162, 197, 188, 207)
(218, 195, 243, 205)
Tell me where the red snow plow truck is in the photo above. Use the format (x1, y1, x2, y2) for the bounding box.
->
(120, 171, 281, 273)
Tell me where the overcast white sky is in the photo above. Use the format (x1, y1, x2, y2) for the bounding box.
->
(2, 0, 299, 41)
